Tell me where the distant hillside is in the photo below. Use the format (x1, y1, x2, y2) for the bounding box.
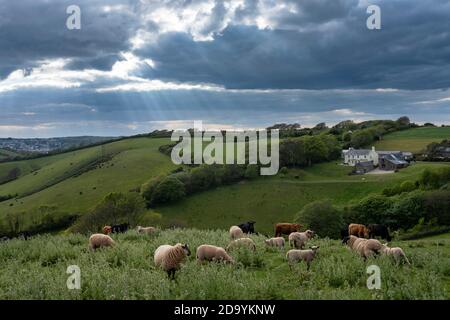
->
(373, 127, 450, 153)
(0, 136, 119, 156)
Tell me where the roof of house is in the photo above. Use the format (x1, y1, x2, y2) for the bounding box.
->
(355, 161, 374, 167)
(384, 153, 408, 165)
(343, 148, 372, 156)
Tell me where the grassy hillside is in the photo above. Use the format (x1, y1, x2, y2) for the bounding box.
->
(0, 137, 176, 221)
(373, 127, 450, 153)
(0, 228, 448, 299)
(156, 162, 450, 234)
(0, 149, 23, 162)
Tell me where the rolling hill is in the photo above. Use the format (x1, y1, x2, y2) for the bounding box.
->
(0, 137, 176, 225)
(0, 132, 449, 235)
(373, 126, 450, 154)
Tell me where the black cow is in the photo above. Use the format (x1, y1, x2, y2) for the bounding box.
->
(111, 223, 129, 233)
(368, 224, 391, 241)
(340, 228, 349, 240)
(237, 221, 256, 234)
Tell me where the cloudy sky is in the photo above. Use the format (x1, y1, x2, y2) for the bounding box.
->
(0, 0, 449, 137)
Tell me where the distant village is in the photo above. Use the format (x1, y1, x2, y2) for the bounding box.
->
(0, 137, 116, 153)
(342, 146, 414, 174)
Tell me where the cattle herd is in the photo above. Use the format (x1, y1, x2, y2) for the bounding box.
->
(89, 221, 409, 280)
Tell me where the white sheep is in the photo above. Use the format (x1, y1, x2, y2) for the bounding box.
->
(264, 237, 285, 249)
(154, 243, 191, 279)
(136, 226, 157, 235)
(286, 246, 319, 270)
(229, 226, 244, 240)
(196, 244, 234, 264)
(382, 243, 410, 265)
(88, 233, 115, 251)
(288, 230, 314, 249)
(226, 238, 256, 251)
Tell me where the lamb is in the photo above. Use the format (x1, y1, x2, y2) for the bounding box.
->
(342, 235, 383, 259)
(288, 230, 314, 249)
(88, 233, 115, 251)
(226, 238, 256, 251)
(136, 226, 157, 235)
(264, 237, 285, 249)
(229, 226, 244, 240)
(154, 243, 191, 279)
(196, 244, 234, 264)
(286, 246, 319, 270)
(102, 226, 112, 235)
(382, 244, 410, 265)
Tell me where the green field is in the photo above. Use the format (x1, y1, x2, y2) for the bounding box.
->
(157, 161, 450, 234)
(0, 149, 22, 162)
(374, 127, 450, 153)
(0, 228, 448, 299)
(1, 133, 449, 234)
(0, 137, 176, 221)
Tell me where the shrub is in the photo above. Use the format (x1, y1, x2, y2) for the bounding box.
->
(140, 175, 165, 205)
(244, 164, 259, 179)
(150, 176, 186, 205)
(295, 200, 343, 239)
(347, 194, 394, 226)
(71, 192, 146, 233)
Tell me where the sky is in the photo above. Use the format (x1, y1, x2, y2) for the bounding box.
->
(0, 0, 449, 138)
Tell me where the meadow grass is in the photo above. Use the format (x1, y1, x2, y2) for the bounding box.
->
(0, 228, 448, 300)
(373, 127, 450, 153)
(0, 138, 176, 220)
(157, 162, 450, 234)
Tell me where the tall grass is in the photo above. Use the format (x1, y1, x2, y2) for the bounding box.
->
(0, 229, 448, 299)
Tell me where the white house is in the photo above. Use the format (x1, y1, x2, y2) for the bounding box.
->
(342, 146, 379, 166)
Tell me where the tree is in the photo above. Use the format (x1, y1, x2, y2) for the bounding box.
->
(295, 200, 344, 239)
(350, 130, 374, 148)
(396, 116, 410, 129)
(302, 136, 327, 166)
(150, 176, 186, 205)
(72, 192, 146, 233)
(141, 175, 165, 205)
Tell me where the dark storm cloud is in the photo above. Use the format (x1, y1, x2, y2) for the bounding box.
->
(0, 0, 139, 78)
(135, 0, 450, 90)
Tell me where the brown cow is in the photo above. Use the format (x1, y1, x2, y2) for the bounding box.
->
(348, 223, 369, 238)
(274, 223, 302, 237)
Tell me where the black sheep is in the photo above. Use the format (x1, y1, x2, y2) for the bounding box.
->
(237, 221, 256, 234)
(368, 224, 392, 241)
(111, 223, 129, 233)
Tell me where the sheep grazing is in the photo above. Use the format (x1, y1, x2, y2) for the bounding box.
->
(136, 226, 157, 235)
(229, 226, 244, 240)
(342, 235, 383, 259)
(288, 230, 314, 249)
(196, 244, 234, 264)
(88, 234, 115, 251)
(274, 223, 302, 237)
(102, 226, 112, 235)
(286, 246, 319, 270)
(154, 243, 191, 280)
(382, 244, 410, 265)
(264, 237, 285, 249)
(226, 238, 256, 252)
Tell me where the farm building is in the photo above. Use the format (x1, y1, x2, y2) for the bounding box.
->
(378, 153, 409, 170)
(342, 146, 411, 172)
(342, 147, 379, 166)
(353, 161, 375, 174)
